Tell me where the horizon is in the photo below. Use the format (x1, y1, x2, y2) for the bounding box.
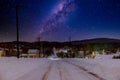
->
(0, 37, 120, 43)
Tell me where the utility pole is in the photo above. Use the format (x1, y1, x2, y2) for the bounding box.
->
(16, 5, 20, 58)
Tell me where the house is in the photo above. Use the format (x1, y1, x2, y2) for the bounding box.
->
(0, 48, 6, 57)
(78, 51, 84, 57)
(27, 49, 39, 58)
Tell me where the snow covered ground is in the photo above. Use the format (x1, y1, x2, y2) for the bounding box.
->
(0, 55, 120, 80)
(65, 54, 120, 80)
(0, 58, 51, 80)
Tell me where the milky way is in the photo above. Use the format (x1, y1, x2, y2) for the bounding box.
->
(39, 0, 76, 36)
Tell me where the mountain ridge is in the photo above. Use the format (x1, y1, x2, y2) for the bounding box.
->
(0, 38, 120, 45)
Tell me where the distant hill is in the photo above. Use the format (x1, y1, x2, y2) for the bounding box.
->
(70, 38, 120, 45)
(0, 38, 120, 47)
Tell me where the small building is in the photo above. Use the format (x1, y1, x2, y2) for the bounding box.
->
(78, 51, 84, 57)
(27, 49, 39, 58)
(0, 48, 6, 57)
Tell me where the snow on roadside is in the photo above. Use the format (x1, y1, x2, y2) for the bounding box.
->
(0, 57, 50, 80)
(66, 56, 120, 80)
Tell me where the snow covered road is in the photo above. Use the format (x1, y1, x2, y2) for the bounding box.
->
(15, 59, 105, 80)
(16, 60, 103, 80)
(0, 58, 120, 80)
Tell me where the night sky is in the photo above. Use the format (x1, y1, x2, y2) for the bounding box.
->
(0, 0, 120, 42)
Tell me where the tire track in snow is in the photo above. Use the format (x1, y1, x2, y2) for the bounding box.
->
(42, 63, 52, 80)
(64, 60, 106, 80)
(57, 61, 74, 80)
(15, 60, 52, 80)
(57, 64, 62, 80)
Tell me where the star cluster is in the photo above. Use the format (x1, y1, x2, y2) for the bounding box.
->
(39, 0, 75, 36)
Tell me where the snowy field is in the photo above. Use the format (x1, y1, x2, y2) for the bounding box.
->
(0, 55, 120, 80)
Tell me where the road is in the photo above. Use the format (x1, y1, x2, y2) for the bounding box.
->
(16, 59, 105, 80)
